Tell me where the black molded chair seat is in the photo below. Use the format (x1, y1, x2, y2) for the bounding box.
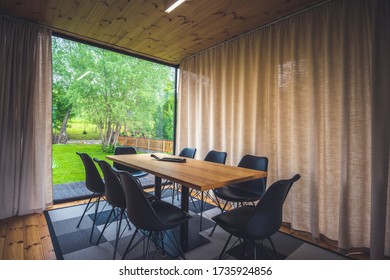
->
(115, 169, 191, 259)
(212, 206, 254, 235)
(213, 184, 262, 203)
(213, 155, 268, 205)
(209, 155, 268, 237)
(147, 200, 191, 231)
(212, 174, 301, 260)
(129, 170, 148, 177)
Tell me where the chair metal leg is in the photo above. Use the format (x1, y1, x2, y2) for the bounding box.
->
(96, 207, 114, 245)
(252, 240, 257, 260)
(209, 221, 217, 236)
(123, 212, 132, 231)
(200, 192, 204, 231)
(144, 232, 152, 260)
(169, 182, 181, 204)
(76, 195, 95, 228)
(176, 184, 180, 201)
(142, 233, 146, 258)
(150, 232, 159, 251)
(218, 234, 233, 260)
(209, 202, 228, 237)
(190, 192, 197, 208)
(205, 190, 217, 205)
(112, 209, 124, 260)
(122, 228, 139, 260)
(160, 231, 166, 257)
(209, 223, 217, 237)
(166, 230, 186, 260)
(267, 237, 279, 259)
(89, 196, 101, 243)
(171, 183, 175, 204)
(189, 189, 198, 208)
(242, 239, 247, 259)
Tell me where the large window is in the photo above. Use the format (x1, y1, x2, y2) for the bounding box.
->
(51, 36, 176, 195)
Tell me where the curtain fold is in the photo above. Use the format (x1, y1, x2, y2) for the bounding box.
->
(370, 0, 390, 259)
(0, 15, 53, 220)
(177, 0, 389, 258)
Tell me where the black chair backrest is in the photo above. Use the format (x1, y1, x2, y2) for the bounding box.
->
(76, 152, 105, 194)
(113, 146, 140, 174)
(115, 170, 166, 231)
(242, 174, 301, 239)
(178, 147, 197, 158)
(236, 155, 269, 195)
(204, 150, 227, 164)
(94, 159, 126, 209)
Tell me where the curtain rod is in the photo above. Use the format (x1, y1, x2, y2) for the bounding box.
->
(0, 11, 42, 27)
(181, 0, 332, 62)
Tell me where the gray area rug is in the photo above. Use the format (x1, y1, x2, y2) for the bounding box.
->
(45, 191, 350, 260)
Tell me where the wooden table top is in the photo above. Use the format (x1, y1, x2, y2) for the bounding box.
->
(106, 153, 267, 191)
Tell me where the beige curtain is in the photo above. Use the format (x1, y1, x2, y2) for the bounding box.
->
(177, 0, 390, 258)
(0, 15, 53, 220)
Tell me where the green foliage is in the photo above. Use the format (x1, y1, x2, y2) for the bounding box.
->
(52, 144, 113, 184)
(162, 95, 175, 140)
(101, 144, 116, 154)
(155, 94, 175, 140)
(52, 36, 176, 144)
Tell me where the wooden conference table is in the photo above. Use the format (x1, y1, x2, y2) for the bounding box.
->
(106, 153, 267, 253)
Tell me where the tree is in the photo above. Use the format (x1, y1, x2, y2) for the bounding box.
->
(52, 37, 77, 143)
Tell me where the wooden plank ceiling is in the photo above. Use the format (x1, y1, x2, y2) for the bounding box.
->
(0, 0, 325, 65)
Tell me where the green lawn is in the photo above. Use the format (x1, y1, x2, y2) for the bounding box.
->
(54, 118, 101, 141)
(52, 143, 113, 185)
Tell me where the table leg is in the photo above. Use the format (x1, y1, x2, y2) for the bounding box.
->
(154, 176, 162, 199)
(180, 185, 189, 251)
(154, 180, 209, 256)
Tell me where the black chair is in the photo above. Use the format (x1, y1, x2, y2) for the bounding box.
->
(212, 174, 301, 260)
(115, 169, 191, 260)
(192, 150, 227, 230)
(76, 152, 105, 243)
(203, 150, 227, 164)
(210, 154, 268, 236)
(178, 147, 197, 159)
(93, 158, 132, 259)
(113, 146, 148, 178)
(163, 147, 197, 203)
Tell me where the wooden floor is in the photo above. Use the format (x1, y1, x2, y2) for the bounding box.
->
(0, 199, 91, 260)
(0, 193, 370, 260)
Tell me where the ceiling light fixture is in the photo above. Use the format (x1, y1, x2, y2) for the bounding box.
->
(165, 0, 186, 13)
